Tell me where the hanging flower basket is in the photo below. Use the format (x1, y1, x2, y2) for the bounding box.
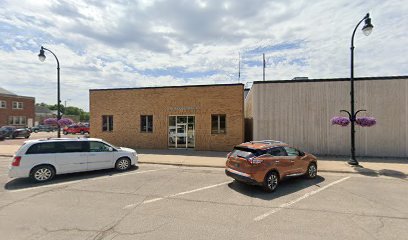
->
(330, 116, 350, 126)
(356, 117, 376, 127)
(44, 118, 73, 127)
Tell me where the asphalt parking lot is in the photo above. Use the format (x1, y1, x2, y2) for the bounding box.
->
(0, 156, 407, 240)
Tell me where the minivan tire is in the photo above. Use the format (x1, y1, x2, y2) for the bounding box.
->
(263, 171, 279, 192)
(63, 131, 68, 135)
(30, 165, 55, 182)
(305, 163, 317, 179)
(115, 158, 131, 171)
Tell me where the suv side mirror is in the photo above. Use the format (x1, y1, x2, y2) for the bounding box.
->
(298, 151, 305, 157)
(108, 147, 114, 152)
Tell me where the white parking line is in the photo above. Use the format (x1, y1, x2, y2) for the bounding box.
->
(7, 168, 169, 193)
(123, 181, 231, 209)
(254, 176, 351, 222)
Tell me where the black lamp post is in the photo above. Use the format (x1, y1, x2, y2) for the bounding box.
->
(347, 13, 374, 166)
(38, 46, 61, 138)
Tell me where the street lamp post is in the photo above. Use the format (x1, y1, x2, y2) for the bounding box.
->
(348, 13, 374, 166)
(38, 46, 62, 138)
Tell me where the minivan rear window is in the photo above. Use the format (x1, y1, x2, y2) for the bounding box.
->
(26, 142, 57, 154)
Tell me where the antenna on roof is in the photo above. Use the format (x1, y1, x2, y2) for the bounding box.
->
(238, 52, 241, 83)
(263, 53, 266, 81)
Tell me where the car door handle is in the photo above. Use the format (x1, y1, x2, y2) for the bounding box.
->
(88, 154, 96, 156)
(290, 160, 295, 163)
(275, 160, 280, 163)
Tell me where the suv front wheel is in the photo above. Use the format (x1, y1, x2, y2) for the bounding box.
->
(263, 171, 279, 192)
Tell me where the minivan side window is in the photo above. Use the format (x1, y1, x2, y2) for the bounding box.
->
(26, 142, 57, 154)
(268, 147, 287, 156)
(56, 141, 86, 153)
(89, 141, 112, 152)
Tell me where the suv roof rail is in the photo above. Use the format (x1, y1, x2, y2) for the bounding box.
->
(249, 140, 285, 145)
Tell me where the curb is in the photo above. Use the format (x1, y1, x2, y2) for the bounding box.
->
(139, 161, 407, 178)
(0, 155, 12, 157)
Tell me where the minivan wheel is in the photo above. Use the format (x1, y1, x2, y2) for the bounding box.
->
(30, 165, 55, 182)
(115, 158, 131, 171)
(80, 131, 84, 134)
(306, 163, 317, 179)
(263, 171, 279, 192)
(63, 131, 68, 135)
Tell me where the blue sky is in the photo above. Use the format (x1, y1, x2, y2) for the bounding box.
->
(0, 0, 407, 110)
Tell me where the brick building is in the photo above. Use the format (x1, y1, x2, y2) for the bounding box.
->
(90, 84, 244, 151)
(0, 87, 35, 128)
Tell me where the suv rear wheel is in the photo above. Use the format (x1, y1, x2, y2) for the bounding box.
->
(263, 171, 279, 192)
(30, 165, 55, 182)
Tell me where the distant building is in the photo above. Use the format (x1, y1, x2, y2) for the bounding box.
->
(35, 105, 56, 126)
(0, 87, 35, 128)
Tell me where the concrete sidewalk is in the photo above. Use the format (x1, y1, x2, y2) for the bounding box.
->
(1, 145, 407, 178)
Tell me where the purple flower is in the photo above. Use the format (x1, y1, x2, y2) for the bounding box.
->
(331, 116, 350, 127)
(43, 118, 74, 127)
(356, 117, 376, 127)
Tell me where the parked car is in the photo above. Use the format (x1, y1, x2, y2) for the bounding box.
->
(63, 124, 90, 135)
(8, 138, 138, 182)
(225, 140, 317, 192)
(0, 126, 30, 139)
(30, 125, 58, 133)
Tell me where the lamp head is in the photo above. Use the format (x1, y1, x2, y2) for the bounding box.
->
(362, 15, 374, 36)
(38, 47, 46, 62)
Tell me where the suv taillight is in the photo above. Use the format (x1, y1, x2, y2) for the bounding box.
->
(12, 156, 22, 166)
(248, 157, 263, 165)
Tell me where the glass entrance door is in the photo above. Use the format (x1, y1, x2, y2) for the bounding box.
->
(168, 116, 195, 149)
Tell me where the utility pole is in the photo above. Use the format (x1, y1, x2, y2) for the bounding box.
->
(263, 53, 266, 81)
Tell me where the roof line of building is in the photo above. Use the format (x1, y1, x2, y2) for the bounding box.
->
(253, 75, 408, 84)
(89, 83, 244, 92)
(0, 93, 35, 100)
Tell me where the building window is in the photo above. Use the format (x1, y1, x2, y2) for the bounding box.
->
(0, 100, 6, 108)
(12, 101, 23, 109)
(102, 115, 113, 132)
(8, 116, 26, 125)
(211, 114, 226, 134)
(141, 115, 153, 133)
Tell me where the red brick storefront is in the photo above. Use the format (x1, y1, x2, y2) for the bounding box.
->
(0, 88, 35, 128)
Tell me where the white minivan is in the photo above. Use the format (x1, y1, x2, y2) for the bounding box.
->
(9, 138, 138, 182)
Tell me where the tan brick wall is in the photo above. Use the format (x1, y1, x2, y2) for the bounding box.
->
(89, 85, 244, 151)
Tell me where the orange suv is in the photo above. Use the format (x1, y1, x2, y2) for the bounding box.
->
(225, 140, 317, 192)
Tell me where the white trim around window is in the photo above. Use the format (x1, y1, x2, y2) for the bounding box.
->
(0, 100, 5, 108)
(8, 116, 27, 125)
(12, 101, 24, 109)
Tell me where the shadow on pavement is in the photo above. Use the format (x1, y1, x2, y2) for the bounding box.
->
(352, 166, 407, 179)
(4, 166, 139, 191)
(228, 175, 325, 201)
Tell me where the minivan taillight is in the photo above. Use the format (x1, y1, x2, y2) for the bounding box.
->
(12, 156, 22, 166)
